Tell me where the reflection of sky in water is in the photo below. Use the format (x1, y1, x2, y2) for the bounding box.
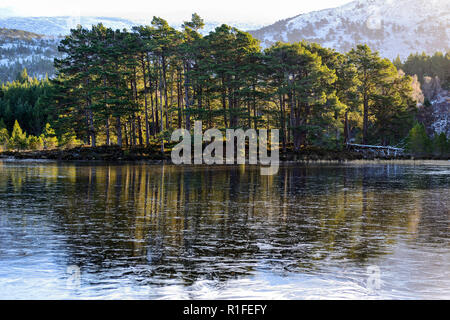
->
(0, 161, 448, 299)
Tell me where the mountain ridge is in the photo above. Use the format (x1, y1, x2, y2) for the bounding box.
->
(0, 28, 46, 40)
(0, 16, 138, 37)
(0, 16, 263, 37)
(249, 0, 450, 59)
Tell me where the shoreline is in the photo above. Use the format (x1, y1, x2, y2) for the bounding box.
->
(1, 146, 448, 163)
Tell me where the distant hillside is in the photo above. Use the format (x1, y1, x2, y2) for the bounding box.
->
(0, 16, 262, 37)
(0, 28, 45, 40)
(249, 0, 450, 59)
(0, 16, 137, 36)
(0, 29, 60, 83)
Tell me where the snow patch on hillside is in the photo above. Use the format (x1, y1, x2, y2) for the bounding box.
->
(250, 0, 450, 59)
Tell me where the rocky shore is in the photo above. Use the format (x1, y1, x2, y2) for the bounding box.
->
(2, 145, 446, 162)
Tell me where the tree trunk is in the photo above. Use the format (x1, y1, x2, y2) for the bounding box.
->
(162, 56, 169, 130)
(130, 116, 136, 146)
(87, 109, 96, 147)
(116, 117, 122, 147)
(280, 93, 286, 154)
(363, 91, 369, 144)
(124, 123, 129, 147)
(159, 58, 164, 153)
(106, 117, 110, 146)
(344, 111, 349, 144)
(141, 57, 150, 145)
(184, 63, 191, 131)
(177, 69, 183, 128)
(137, 115, 143, 146)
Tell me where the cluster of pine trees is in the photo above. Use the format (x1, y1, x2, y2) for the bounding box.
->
(0, 69, 52, 136)
(406, 123, 449, 157)
(47, 14, 417, 152)
(0, 69, 82, 151)
(0, 119, 60, 151)
(394, 51, 450, 91)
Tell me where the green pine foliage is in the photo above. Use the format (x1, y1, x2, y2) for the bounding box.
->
(43, 18, 419, 151)
(0, 14, 439, 154)
(0, 71, 52, 136)
(432, 132, 449, 157)
(406, 123, 449, 157)
(0, 118, 9, 151)
(0, 119, 54, 151)
(27, 135, 44, 150)
(59, 129, 82, 149)
(406, 123, 432, 156)
(8, 120, 28, 150)
(396, 51, 450, 89)
(40, 123, 58, 149)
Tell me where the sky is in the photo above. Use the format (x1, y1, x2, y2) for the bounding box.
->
(0, 0, 354, 24)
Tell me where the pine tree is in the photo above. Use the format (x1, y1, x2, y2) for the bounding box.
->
(432, 132, 449, 157)
(27, 135, 43, 150)
(266, 42, 337, 150)
(16, 68, 30, 84)
(8, 120, 27, 150)
(59, 128, 82, 149)
(40, 123, 58, 149)
(41, 14, 427, 154)
(0, 118, 9, 150)
(348, 45, 408, 144)
(370, 67, 417, 145)
(393, 55, 402, 70)
(406, 123, 432, 156)
(54, 26, 97, 146)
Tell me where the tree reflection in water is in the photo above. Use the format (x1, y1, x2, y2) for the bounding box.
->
(0, 161, 448, 297)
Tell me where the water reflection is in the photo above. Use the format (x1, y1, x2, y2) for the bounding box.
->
(0, 161, 448, 299)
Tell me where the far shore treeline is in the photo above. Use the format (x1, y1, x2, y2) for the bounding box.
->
(0, 14, 449, 157)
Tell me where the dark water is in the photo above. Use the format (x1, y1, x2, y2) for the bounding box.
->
(0, 160, 448, 299)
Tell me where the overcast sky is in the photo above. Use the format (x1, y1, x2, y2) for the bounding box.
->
(0, 0, 353, 24)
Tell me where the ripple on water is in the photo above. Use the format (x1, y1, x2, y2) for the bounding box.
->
(0, 161, 448, 299)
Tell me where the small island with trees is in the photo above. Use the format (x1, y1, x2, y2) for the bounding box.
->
(0, 14, 449, 161)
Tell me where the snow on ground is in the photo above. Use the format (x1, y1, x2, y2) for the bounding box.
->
(251, 0, 450, 59)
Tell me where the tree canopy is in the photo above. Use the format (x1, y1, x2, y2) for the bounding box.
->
(1, 14, 435, 154)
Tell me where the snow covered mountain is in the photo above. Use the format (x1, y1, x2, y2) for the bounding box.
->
(0, 17, 137, 82)
(0, 28, 60, 82)
(0, 16, 262, 37)
(250, 0, 450, 59)
(0, 16, 138, 36)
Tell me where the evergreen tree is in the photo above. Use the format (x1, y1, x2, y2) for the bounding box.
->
(59, 128, 82, 149)
(32, 14, 423, 153)
(432, 132, 449, 157)
(406, 123, 432, 156)
(8, 120, 27, 150)
(266, 42, 336, 151)
(370, 68, 417, 145)
(0, 118, 9, 150)
(16, 68, 30, 84)
(40, 123, 58, 149)
(348, 45, 415, 145)
(348, 45, 386, 144)
(27, 135, 43, 150)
